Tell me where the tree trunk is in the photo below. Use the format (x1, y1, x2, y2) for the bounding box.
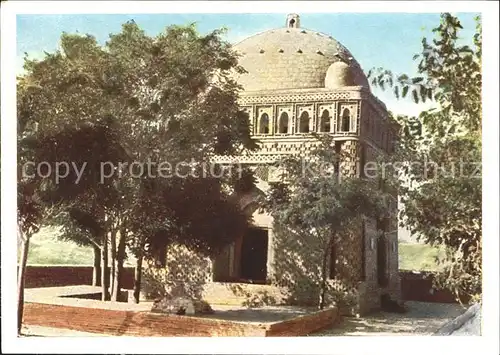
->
(318, 248, 329, 310)
(319, 235, 334, 310)
(17, 233, 30, 334)
(133, 244, 144, 304)
(111, 232, 126, 302)
(101, 233, 109, 301)
(109, 230, 116, 299)
(92, 244, 101, 286)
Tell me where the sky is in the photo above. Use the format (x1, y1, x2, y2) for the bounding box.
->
(17, 12, 479, 117)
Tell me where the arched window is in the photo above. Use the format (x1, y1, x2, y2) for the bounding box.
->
(278, 112, 289, 134)
(298, 112, 310, 133)
(258, 113, 270, 134)
(340, 108, 351, 132)
(319, 110, 331, 133)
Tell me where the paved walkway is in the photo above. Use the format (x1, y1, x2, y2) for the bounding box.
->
(199, 305, 316, 323)
(310, 301, 466, 336)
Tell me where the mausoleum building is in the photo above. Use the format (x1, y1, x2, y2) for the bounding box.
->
(154, 14, 400, 315)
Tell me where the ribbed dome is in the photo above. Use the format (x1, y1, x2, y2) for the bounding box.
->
(233, 25, 369, 92)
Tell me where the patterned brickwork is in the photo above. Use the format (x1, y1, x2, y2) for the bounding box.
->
(213, 137, 362, 165)
(337, 223, 364, 283)
(340, 139, 360, 178)
(254, 165, 270, 181)
(240, 91, 353, 105)
(357, 217, 382, 313)
(141, 244, 213, 300)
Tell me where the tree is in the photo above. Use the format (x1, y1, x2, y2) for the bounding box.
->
(23, 120, 125, 300)
(129, 173, 250, 303)
(17, 76, 44, 334)
(17, 21, 256, 302)
(50, 206, 105, 287)
(262, 136, 388, 309)
(17, 182, 42, 334)
(368, 13, 482, 302)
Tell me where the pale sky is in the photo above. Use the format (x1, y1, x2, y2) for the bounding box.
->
(17, 12, 479, 117)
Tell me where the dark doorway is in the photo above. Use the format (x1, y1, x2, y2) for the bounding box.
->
(240, 228, 268, 282)
(377, 234, 388, 287)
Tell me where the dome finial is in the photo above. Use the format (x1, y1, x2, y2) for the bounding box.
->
(286, 14, 300, 29)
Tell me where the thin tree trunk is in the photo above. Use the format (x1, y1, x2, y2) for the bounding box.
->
(133, 241, 145, 303)
(92, 244, 101, 286)
(319, 235, 334, 310)
(109, 230, 116, 299)
(319, 248, 329, 310)
(17, 233, 30, 334)
(101, 233, 109, 301)
(112, 232, 126, 302)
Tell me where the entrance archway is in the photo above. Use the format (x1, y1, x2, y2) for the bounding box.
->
(240, 227, 269, 283)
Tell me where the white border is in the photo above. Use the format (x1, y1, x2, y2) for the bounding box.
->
(2, 1, 499, 354)
(2, 1, 497, 14)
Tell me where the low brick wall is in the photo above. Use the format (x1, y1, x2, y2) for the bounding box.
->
(265, 307, 339, 336)
(23, 302, 337, 337)
(24, 303, 265, 336)
(22, 266, 135, 289)
(400, 271, 469, 304)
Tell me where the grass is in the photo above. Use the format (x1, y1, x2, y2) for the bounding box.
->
(21, 226, 135, 266)
(398, 242, 445, 271)
(22, 227, 444, 272)
(22, 227, 95, 265)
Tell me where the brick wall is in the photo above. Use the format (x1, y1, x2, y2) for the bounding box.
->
(358, 218, 380, 314)
(357, 215, 402, 315)
(23, 302, 337, 336)
(22, 266, 135, 289)
(400, 271, 469, 304)
(24, 302, 265, 336)
(265, 307, 339, 336)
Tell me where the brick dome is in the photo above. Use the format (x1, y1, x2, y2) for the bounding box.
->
(233, 15, 370, 92)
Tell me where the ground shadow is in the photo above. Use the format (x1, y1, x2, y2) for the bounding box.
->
(308, 301, 466, 336)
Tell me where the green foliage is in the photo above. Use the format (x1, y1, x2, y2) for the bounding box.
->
(262, 135, 390, 309)
(17, 21, 256, 293)
(131, 174, 250, 261)
(369, 14, 482, 302)
(264, 135, 388, 228)
(369, 14, 481, 133)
